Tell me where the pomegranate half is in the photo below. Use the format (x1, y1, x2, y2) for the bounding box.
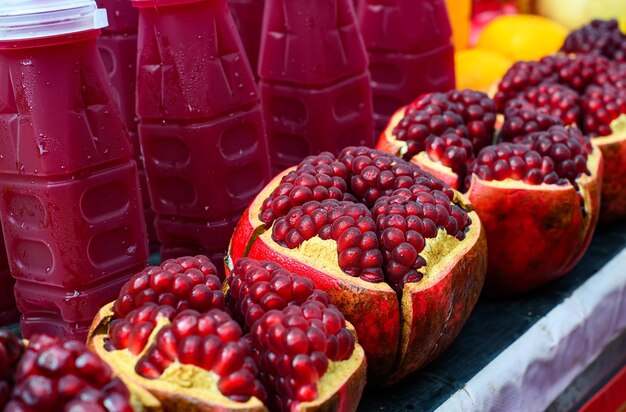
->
(88, 256, 367, 412)
(229, 147, 487, 384)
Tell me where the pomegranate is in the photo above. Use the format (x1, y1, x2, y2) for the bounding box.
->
(0, 333, 137, 412)
(0, 330, 24, 409)
(229, 147, 487, 384)
(377, 89, 603, 297)
(561, 19, 626, 62)
(88, 256, 366, 411)
(493, 48, 626, 221)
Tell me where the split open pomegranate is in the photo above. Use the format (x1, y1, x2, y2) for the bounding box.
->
(229, 147, 487, 384)
(88, 256, 366, 411)
(494, 47, 626, 222)
(377, 87, 603, 297)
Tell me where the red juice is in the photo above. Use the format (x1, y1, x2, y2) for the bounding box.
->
(228, 0, 265, 79)
(0, 1, 149, 339)
(358, 0, 456, 135)
(97, 0, 158, 250)
(259, 0, 374, 174)
(133, 0, 271, 271)
(0, 235, 19, 326)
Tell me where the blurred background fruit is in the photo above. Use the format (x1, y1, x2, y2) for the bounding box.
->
(446, 0, 472, 50)
(536, 0, 626, 30)
(470, 1, 518, 46)
(455, 48, 513, 91)
(476, 14, 568, 60)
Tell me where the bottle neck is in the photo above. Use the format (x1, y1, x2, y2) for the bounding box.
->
(0, 28, 100, 50)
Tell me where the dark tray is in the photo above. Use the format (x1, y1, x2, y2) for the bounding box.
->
(359, 220, 626, 412)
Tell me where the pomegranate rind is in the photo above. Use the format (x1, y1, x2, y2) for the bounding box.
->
(562, 145, 603, 274)
(374, 108, 405, 157)
(465, 146, 603, 296)
(229, 169, 488, 384)
(390, 211, 487, 384)
(89, 304, 267, 412)
(593, 114, 626, 222)
(298, 346, 367, 412)
(410, 152, 461, 189)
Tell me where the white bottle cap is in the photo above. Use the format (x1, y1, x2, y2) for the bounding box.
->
(0, 0, 108, 41)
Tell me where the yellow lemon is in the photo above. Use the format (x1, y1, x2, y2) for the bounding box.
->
(455, 48, 513, 93)
(477, 14, 568, 61)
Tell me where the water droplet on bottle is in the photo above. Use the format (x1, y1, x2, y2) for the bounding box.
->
(45, 267, 51, 273)
(126, 245, 137, 255)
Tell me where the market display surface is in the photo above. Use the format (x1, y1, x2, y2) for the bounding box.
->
(0, 0, 624, 411)
(359, 221, 626, 411)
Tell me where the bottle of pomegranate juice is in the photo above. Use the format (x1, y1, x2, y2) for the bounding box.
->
(259, 0, 374, 174)
(133, 0, 271, 271)
(97, 0, 158, 250)
(228, 0, 265, 79)
(0, 0, 149, 339)
(358, 0, 456, 135)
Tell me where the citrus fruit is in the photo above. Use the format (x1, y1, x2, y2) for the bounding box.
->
(455, 48, 513, 92)
(477, 14, 568, 61)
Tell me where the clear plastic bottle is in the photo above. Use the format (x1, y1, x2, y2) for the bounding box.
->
(359, 0, 456, 135)
(97, 0, 158, 251)
(259, 0, 375, 174)
(133, 0, 271, 272)
(0, 0, 149, 339)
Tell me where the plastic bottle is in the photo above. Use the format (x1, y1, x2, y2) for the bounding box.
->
(259, 0, 374, 174)
(133, 0, 271, 271)
(228, 0, 265, 79)
(358, 0, 456, 135)
(0, 0, 149, 339)
(97, 0, 158, 251)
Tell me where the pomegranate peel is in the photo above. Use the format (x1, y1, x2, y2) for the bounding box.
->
(391, 213, 486, 384)
(374, 109, 410, 158)
(229, 149, 487, 384)
(592, 114, 626, 221)
(465, 144, 602, 295)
